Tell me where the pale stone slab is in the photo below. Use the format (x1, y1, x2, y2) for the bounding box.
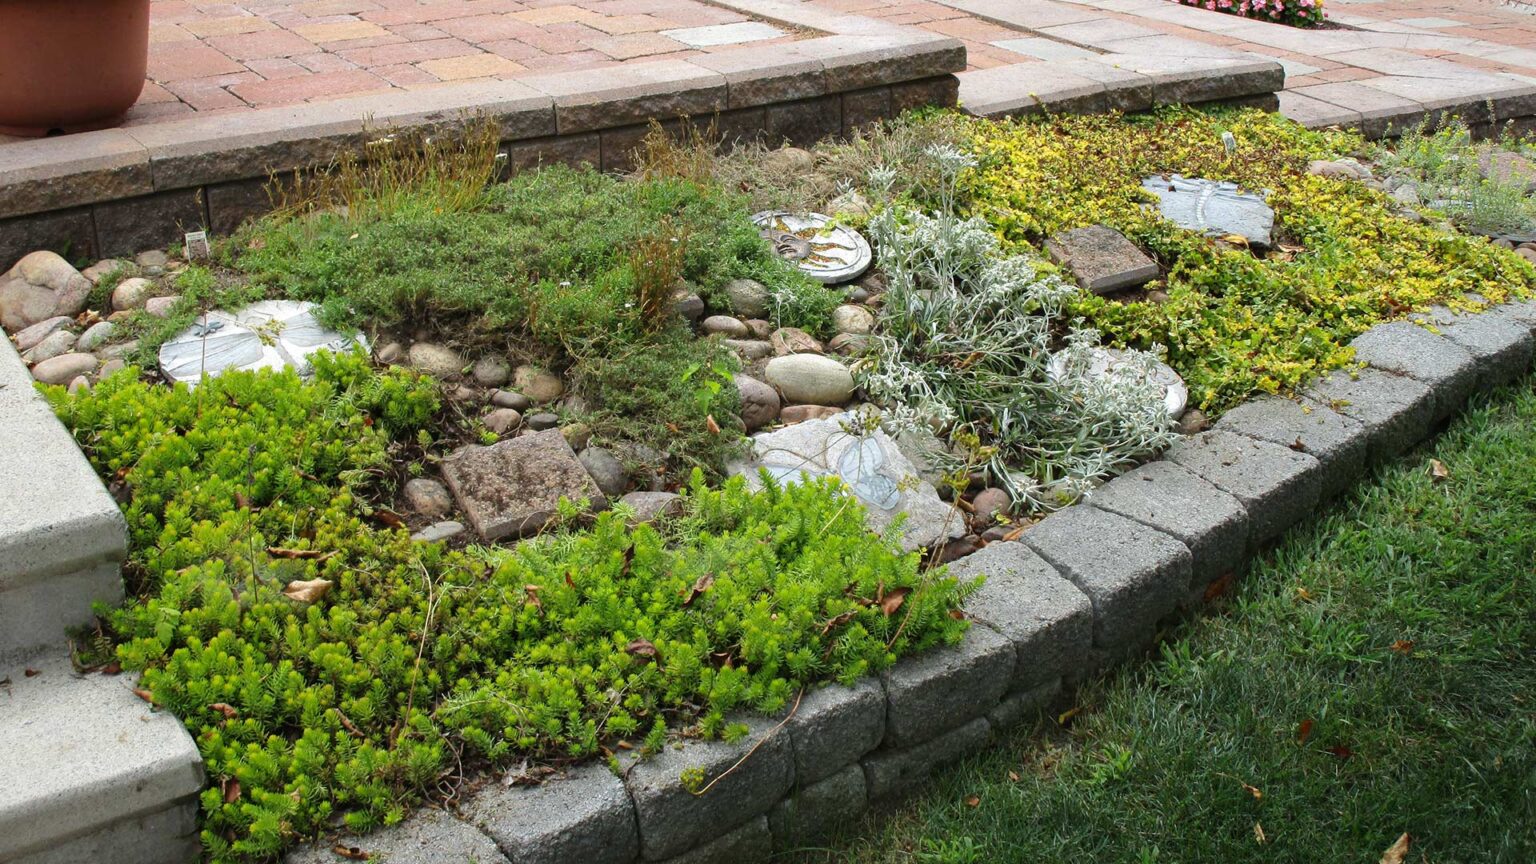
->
(1046, 224, 1159, 294)
(661, 22, 786, 48)
(468, 763, 637, 864)
(442, 429, 606, 541)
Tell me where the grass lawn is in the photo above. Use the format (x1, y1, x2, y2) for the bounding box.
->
(793, 378, 1536, 864)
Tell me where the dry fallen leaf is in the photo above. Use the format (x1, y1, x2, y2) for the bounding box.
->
(1391, 640, 1415, 655)
(266, 547, 331, 561)
(1007, 770, 1021, 782)
(705, 414, 721, 436)
(1429, 459, 1450, 482)
(1379, 833, 1411, 864)
(222, 778, 241, 804)
(625, 638, 659, 662)
(1295, 586, 1315, 603)
(878, 586, 911, 617)
(1254, 822, 1268, 844)
(282, 578, 333, 604)
(1297, 718, 1314, 745)
(964, 794, 981, 808)
(682, 573, 715, 608)
(209, 702, 239, 719)
(1326, 744, 1354, 761)
(23, 668, 39, 678)
(1241, 781, 1263, 801)
(331, 844, 370, 861)
(1057, 706, 1081, 726)
(132, 687, 156, 704)
(1204, 572, 1236, 602)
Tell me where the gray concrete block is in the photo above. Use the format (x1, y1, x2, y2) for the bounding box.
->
(769, 765, 868, 852)
(879, 623, 1013, 748)
(862, 717, 990, 802)
(1491, 299, 1536, 334)
(1019, 507, 1191, 665)
(0, 656, 204, 862)
(285, 809, 507, 864)
(1213, 394, 1369, 502)
(467, 762, 638, 864)
(15, 800, 197, 864)
(1414, 307, 1535, 390)
(655, 815, 770, 864)
(946, 543, 1092, 690)
(986, 680, 1062, 732)
(1305, 367, 1438, 461)
(626, 714, 793, 860)
(787, 678, 885, 786)
(1088, 460, 1250, 597)
(1349, 322, 1477, 421)
(1166, 430, 1323, 548)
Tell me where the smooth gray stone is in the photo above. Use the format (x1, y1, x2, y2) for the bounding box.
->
(285, 809, 507, 864)
(468, 763, 638, 864)
(1089, 459, 1250, 600)
(1305, 367, 1438, 461)
(1019, 506, 1191, 666)
(787, 678, 885, 786)
(1414, 306, 1535, 389)
(769, 765, 867, 852)
(947, 543, 1093, 690)
(862, 717, 991, 802)
(1166, 430, 1323, 548)
(1213, 395, 1370, 502)
(1349, 322, 1477, 421)
(880, 624, 1013, 748)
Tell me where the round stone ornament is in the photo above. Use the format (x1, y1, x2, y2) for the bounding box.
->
(1047, 347, 1189, 419)
(751, 210, 873, 284)
(158, 299, 368, 385)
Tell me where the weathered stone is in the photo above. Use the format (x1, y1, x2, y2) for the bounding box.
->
(744, 318, 773, 340)
(1088, 460, 1250, 597)
(730, 411, 965, 552)
(761, 147, 815, 175)
(468, 763, 638, 864)
(513, 365, 565, 403)
(672, 288, 704, 321)
(946, 543, 1093, 690)
(969, 487, 1010, 525)
(1492, 299, 1536, 334)
(560, 422, 592, 451)
(22, 329, 77, 364)
(1414, 307, 1535, 389)
(407, 342, 464, 379)
(10, 250, 91, 316)
(484, 408, 522, 435)
(1020, 506, 1191, 665)
(134, 250, 169, 271)
(881, 624, 1012, 748)
(1166, 430, 1322, 548)
(471, 355, 512, 387)
(788, 678, 885, 786)
(143, 295, 179, 318)
(76, 320, 116, 353)
(763, 354, 855, 406)
(80, 259, 127, 285)
(526, 412, 559, 431)
(703, 315, 750, 338)
(403, 478, 453, 519)
(625, 714, 794, 860)
(578, 446, 627, 498)
(1141, 175, 1274, 247)
(987, 680, 1062, 731)
(11, 316, 72, 352)
(490, 389, 531, 411)
(411, 521, 465, 543)
(862, 717, 990, 802)
(99, 358, 126, 378)
(1305, 368, 1438, 462)
(375, 341, 404, 364)
(769, 766, 867, 852)
(780, 405, 841, 424)
(110, 277, 155, 312)
(658, 815, 771, 864)
(30, 352, 98, 385)
(770, 327, 825, 356)
(722, 278, 770, 317)
(735, 374, 780, 433)
(442, 429, 606, 541)
(1349, 323, 1476, 421)
(725, 338, 773, 360)
(0, 278, 58, 331)
(831, 304, 875, 335)
(284, 809, 506, 864)
(828, 332, 870, 355)
(1213, 395, 1370, 501)
(66, 375, 90, 395)
(1045, 225, 1159, 294)
(618, 491, 682, 523)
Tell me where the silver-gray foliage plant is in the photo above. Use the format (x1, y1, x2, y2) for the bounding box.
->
(856, 146, 1179, 511)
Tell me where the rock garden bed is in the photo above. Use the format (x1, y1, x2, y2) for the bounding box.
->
(4, 106, 1534, 863)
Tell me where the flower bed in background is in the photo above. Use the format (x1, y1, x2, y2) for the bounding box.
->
(1173, 0, 1324, 28)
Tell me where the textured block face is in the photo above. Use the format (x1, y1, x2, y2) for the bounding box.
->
(442, 429, 605, 541)
(1045, 225, 1159, 294)
(879, 623, 1014, 748)
(285, 810, 507, 864)
(1416, 307, 1535, 390)
(1019, 506, 1191, 665)
(947, 543, 1093, 691)
(769, 765, 868, 852)
(1305, 368, 1438, 461)
(987, 680, 1062, 731)
(1088, 460, 1250, 595)
(468, 763, 638, 864)
(788, 679, 886, 786)
(656, 815, 771, 864)
(1349, 323, 1477, 421)
(1166, 430, 1323, 548)
(625, 715, 794, 861)
(862, 717, 990, 802)
(1213, 395, 1370, 502)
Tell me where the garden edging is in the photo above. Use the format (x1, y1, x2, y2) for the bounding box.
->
(270, 298, 1536, 864)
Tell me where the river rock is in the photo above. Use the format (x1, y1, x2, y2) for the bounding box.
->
(728, 411, 966, 552)
(672, 288, 704, 322)
(81, 259, 127, 284)
(484, 408, 523, 435)
(513, 365, 564, 403)
(619, 491, 683, 523)
(22, 329, 77, 363)
(828, 333, 870, 355)
(970, 487, 1011, 525)
(471, 355, 511, 387)
(722, 278, 770, 317)
(403, 478, 454, 519)
(780, 404, 841, 424)
(831, 304, 875, 335)
(490, 389, 531, 411)
(11, 316, 72, 352)
(764, 354, 855, 406)
(578, 446, 627, 497)
(7, 251, 91, 319)
(441, 429, 607, 541)
(31, 352, 99, 385)
(745, 319, 773, 340)
(143, 296, 180, 317)
(76, 320, 116, 353)
(0, 279, 59, 332)
(770, 327, 824, 356)
(407, 342, 465, 378)
(526, 412, 559, 431)
(702, 315, 750, 338)
(724, 339, 773, 360)
(411, 521, 465, 543)
(735, 374, 780, 432)
(111, 277, 155, 312)
(376, 341, 405, 364)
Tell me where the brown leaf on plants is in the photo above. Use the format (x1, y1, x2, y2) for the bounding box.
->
(524, 584, 543, 612)
(282, 578, 333, 604)
(222, 778, 241, 804)
(963, 794, 981, 808)
(705, 414, 721, 436)
(234, 491, 251, 510)
(564, 571, 576, 590)
(819, 610, 858, 637)
(1379, 833, 1411, 864)
(331, 845, 370, 861)
(682, 573, 715, 608)
(1007, 770, 1020, 782)
(626, 638, 659, 662)
(1391, 639, 1414, 655)
(1240, 781, 1263, 801)
(209, 702, 239, 719)
(621, 543, 636, 576)
(948, 608, 968, 621)
(1326, 744, 1354, 760)
(1429, 459, 1450, 482)
(266, 547, 332, 561)
(133, 687, 156, 704)
(1001, 526, 1025, 542)
(1057, 706, 1081, 726)
(100, 661, 122, 676)
(1297, 718, 1314, 745)
(1203, 572, 1235, 602)
(878, 586, 911, 617)
(372, 509, 406, 529)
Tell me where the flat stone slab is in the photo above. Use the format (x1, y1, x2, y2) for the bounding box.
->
(728, 412, 966, 553)
(442, 428, 606, 541)
(1020, 506, 1191, 666)
(1348, 322, 1477, 421)
(1046, 224, 1159, 294)
(158, 299, 366, 385)
(1166, 429, 1323, 548)
(1088, 460, 1249, 600)
(1413, 307, 1535, 390)
(1141, 174, 1274, 248)
(285, 808, 506, 864)
(1305, 367, 1439, 462)
(467, 763, 637, 864)
(751, 211, 873, 284)
(1212, 395, 1370, 502)
(662, 22, 786, 48)
(880, 622, 1013, 748)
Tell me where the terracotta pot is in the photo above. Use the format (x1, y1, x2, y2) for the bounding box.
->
(0, 0, 150, 136)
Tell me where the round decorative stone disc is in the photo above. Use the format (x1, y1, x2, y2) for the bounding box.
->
(751, 210, 873, 284)
(1047, 347, 1189, 419)
(159, 299, 368, 385)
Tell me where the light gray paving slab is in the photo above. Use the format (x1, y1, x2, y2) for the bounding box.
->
(1304, 367, 1439, 461)
(787, 678, 886, 786)
(1165, 430, 1323, 548)
(880, 622, 1013, 748)
(1019, 506, 1191, 665)
(1412, 307, 1536, 389)
(1287, 81, 1425, 139)
(990, 37, 1100, 61)
(768, 765, 867, 852)
(946, 543, 1093, 690)
(625, 714, 793, 860)
(1040, 18, 1166, 47)
(1088, 460, 1249, 598)
(656, 815, 770, 864)
(1279, 90, 1365, 130)
(1491, 299, 1536, 334)
(467, 762, 638, 864)
(1084, 53, 1283, 106)
(18, 800, 198, 864)
(1349, 322, 1477, 421)
(957, 65, 1106, 118)
(661, 22, 786, 48)
(862, 717, 990, 801)
(1213, 395, 1370, 501)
